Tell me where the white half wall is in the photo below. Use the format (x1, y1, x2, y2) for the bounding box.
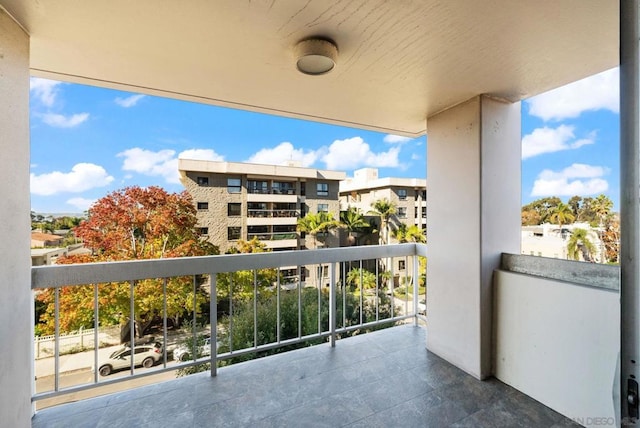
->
(426, 96, 521, 378)
(494, 270, 619, 427)
(0, 8, 31, 427)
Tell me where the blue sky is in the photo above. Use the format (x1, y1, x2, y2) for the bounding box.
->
(29, 68, 620, 214)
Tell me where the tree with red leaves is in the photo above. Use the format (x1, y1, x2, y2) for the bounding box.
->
(36, 186, 218, 336)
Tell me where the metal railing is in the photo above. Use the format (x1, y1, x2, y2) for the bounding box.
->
(247, 187, 297, 195)
(31, 243, 427, 402)
(247, 232, 298, 241)
(247, 209, 299, 218)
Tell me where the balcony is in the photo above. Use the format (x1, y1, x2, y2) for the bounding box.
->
(32, 325, 577, 427)
(246, 209, 299, 227)
(247, 192, 298, 204)
(27, 244, 617, 427)
(30, 244, 619, 426)
(32, 245, 426, 408)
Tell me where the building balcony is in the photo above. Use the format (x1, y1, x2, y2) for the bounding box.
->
(30, 244, 617, 426)
(247, 193, 298, 203)
(246, 210, 299, 227)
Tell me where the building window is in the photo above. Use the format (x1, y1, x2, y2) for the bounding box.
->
(272, 181, 295, 194)
(196, 176, 209, 186)
(398, 189, 407, 200)
(228, 203, 241, 216)
(197, 202, 208, 211)
(248, 180, 268, 194)
(398, 207, 407, 218)
(318, 204, 329, 213)
(398, 260, 406, 270)
(197, 227, 209, 236)
(228, 227, 241, 240)
(422, 207, 427, 217)
(227, 178, 242, 193)
(300, 181, 306, 196)
(317, 182, 328, 197)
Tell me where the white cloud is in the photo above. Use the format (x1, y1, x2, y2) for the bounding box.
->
(383, 135, 413, 144)
(118, 147, 224, 184)
(527, 68, 619, 121)
(30, 78, 62, 107)
(411, 153, 421, 161)
(66, 197, 96, 211)
(114, 94, 146, 108)
(522, 125, 595, 159)
(531, 163, 609, 197)
(245, 142, 320, 167)
(42, 113, 90, 128)
(322, 137, 401, 170)
(31, 163, 114, 196)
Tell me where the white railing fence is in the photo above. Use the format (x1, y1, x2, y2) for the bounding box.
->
(31, 243, 427, 402)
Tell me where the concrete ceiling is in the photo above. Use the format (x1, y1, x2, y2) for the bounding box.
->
(1, 1, 618, 136)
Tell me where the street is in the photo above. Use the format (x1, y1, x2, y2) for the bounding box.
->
(35, 363, 183, 410)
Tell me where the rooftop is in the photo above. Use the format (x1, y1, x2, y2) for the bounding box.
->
(178, 159, 346, 181)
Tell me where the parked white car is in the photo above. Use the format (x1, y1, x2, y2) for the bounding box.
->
(98, 342, 163, 376)
(173, 337, 212, 362)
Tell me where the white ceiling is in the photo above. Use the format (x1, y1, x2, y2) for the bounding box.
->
(1, 1, 618, 136)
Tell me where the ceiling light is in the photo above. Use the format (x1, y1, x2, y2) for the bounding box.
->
(294, 38, 338, 76)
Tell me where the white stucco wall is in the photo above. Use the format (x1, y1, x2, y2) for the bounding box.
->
(0, 8, 32, 427)
(494, 270, 619, 427)
(426, 96, 521, 378)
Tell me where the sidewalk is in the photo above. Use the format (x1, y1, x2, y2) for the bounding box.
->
(34, 328, 210, 379)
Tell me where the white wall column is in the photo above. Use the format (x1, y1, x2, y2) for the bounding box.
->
(426, 95, 521, 379)
(0, 8, 32, 427)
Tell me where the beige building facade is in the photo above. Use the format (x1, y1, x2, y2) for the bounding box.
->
(179, 159, 345, 253)
(521, 223, 603, 262)
(179, 159, 346, 286)
(339, 168, 427, 243)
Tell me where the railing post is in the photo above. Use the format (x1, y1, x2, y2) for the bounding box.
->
(329, 262, 336, 347)
(210, 273, 217, 377)
(413, 253, 419, 325)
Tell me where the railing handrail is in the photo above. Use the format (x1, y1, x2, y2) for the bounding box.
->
(32, 244, 426, 289)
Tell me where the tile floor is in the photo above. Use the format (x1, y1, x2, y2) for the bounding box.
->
(32, 325, 579, 427)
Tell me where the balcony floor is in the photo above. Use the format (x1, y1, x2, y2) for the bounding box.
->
(32, 325, 578, 427)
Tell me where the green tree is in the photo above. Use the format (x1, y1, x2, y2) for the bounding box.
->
(369, 199, 397, 244)
(340, 207, 370, 246)
(297, 212, 340, 248)
(521, 197, 561, 225)
(392, 223, 426, 243)
(214, 288, 394, 367)
(345, 268, 377, 290)
(217, 238, 278, 302)
(567, 228, 597, 262)
(591, 194, 613, 228)
(549, 202, 575, 232)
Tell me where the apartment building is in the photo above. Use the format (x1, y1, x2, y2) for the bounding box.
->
(179, 159, 345, 254)
(339, 168, 427, 242)
(521, 222, 603, 262)
(339, 168, 426, 284)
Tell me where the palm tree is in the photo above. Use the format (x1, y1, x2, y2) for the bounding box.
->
(392, 223, 426, 243)
(567, 228, 596, 262)
(297, 212, 340, 248)
(369, 199, 397, 245)
(549, 202, 575, 238)
(340, 207, 369, 246)
(591, 194, 613, 228)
